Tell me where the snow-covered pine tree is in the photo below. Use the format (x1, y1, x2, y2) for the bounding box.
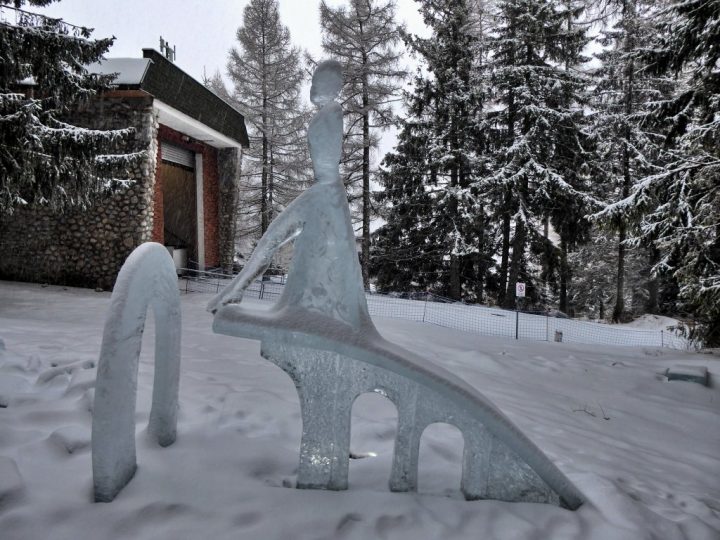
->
(223, 0, 311, 244)
(371, 105, 439, 294)
(318, 0, 408, 289)
(373, 0, 491, 301)
(543, 0, 596, 314)
(569, 227, 654, 318)
(598, 0, 719, 344)
(0, 0, 140, 214)
(589, 0, 674, 322)
(479, 0, 595, 309)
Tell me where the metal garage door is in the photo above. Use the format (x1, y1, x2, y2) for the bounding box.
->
(161, 141, 195, 168)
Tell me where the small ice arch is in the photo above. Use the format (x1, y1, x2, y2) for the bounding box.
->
(92, 242, 181, 502)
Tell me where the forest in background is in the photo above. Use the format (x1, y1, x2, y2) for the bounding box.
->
(209, 0, 718, 344)
(1, 0, 718, 344)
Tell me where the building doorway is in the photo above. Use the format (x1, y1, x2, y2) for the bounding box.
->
(160, 159, 197, 264)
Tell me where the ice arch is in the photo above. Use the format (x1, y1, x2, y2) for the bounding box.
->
(92, 242, 181, 502)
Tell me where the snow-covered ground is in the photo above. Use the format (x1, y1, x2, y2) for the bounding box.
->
(0, 281, 718, 540)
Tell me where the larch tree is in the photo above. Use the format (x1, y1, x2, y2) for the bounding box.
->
(318, 0, 407, 288)
(222, 0, 310, 248)
(0, 0, 141, 215)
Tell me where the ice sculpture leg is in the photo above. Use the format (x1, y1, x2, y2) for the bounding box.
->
(262, 343, 352, 490)
(389, 388, 422, 493)
(258, 336, 567, 505)
(92, 243, 181, 502)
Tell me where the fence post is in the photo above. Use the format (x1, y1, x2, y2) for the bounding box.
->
(259, 280, 265, 300)
(545, 312, 549, 342)
(422, 293, 428, 323)
(661, 330, 664, 348)
(515, 309, 519, 340)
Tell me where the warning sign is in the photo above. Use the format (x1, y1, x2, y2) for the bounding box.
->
(516, 282, 526, 298)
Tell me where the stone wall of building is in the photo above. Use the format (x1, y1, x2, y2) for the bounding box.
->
(202, 145, 220, 268)
(0, 92, 159, 289)
(217, 148, 242, 273)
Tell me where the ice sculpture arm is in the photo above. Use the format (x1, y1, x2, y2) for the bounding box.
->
(207, 198, 307, 313)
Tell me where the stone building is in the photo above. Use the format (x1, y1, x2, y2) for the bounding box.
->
(0, 49, 249, 289)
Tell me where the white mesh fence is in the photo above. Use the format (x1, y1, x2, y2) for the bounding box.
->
(178, 270, 690, 350)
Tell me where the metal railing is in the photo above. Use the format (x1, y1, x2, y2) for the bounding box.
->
(177, 269, 690, 350)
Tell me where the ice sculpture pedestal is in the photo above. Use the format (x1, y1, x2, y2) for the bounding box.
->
(260, 340, 547, 501)
(213, 305, 583, 508)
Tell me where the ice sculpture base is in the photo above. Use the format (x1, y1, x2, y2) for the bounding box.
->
(213, 304, 584, 508)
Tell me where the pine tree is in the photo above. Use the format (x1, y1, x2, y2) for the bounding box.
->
(373, 0, 491, 301)
(569, 228, 653, 318)
(589, 0, 674, 322)
(318, 0, 407, 289)
(0, 0, 140, 214)
(599, 0, 719, 344)
(479, 0, 595, 309)
(371, 107, 439, 293)
(223, 0, 310, 245)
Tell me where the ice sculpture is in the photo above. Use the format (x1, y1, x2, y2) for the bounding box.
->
(92, 242, 181, 502)
(209, 60, 584, 509)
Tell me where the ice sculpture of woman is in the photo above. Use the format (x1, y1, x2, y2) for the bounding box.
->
(207, 60, 375, 334)
(206, 61, 584, 508)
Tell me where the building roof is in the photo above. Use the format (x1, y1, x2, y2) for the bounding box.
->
(87, 50, 249, 148)
(86, 58, 151, 85)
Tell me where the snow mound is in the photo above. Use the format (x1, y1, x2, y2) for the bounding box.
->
(0, 456, 24, 507)
(624, 314, 684, 331)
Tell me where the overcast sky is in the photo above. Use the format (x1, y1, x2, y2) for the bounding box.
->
(31, 0, 428, 159)
(36, 0, 427, 80)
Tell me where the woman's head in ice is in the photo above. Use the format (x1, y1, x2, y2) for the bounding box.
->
(311, 60, 342, 107)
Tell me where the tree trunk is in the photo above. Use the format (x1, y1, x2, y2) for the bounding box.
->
(542, 216, 551, 299)
(499, 56, 516, 307)
(268, 146, 274, 225)
(613, 137, 632, 321)
(498, 207, 511, 306)
(476, 209, 485, 303)
(559, 239, 569, 314)
(613, 0, 635, 322)
(613, 224, 626, 322)
(260, 36, 269, 236)
(646, 245, 659, 313)
(261, 129, 269, 235)
(361, 78, 371, 290)
(450, 254, 461, 300)
(504, 217, 526, 309)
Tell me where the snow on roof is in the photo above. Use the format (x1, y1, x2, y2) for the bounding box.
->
(85, 58, 151, 86)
